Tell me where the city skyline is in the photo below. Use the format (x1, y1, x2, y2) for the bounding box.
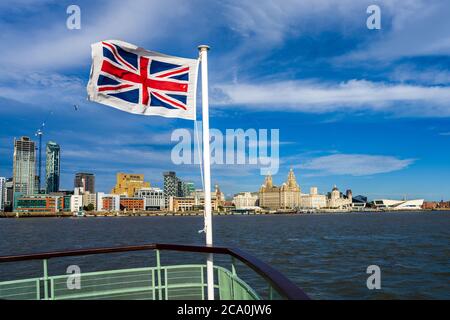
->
(0, 134, 447, 201)
(0, 1, 450, 200)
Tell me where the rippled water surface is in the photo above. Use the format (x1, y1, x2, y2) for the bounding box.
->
(0, 211, 449, 299)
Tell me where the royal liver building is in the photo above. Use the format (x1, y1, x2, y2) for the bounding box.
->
(259, 169, 301, 210)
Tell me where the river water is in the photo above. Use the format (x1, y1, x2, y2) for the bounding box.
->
(0, 211, 449, 299)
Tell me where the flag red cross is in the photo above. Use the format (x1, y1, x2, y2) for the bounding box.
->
(99, 42, 189, 109)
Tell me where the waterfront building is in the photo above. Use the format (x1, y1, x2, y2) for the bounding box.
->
(135, 187, 165, 210)
(353, 195, 367, 203)
(259, 174, 281, 210)
(119, 197, 145, 211)
(0, 177, 5, 211)
(259, 169, 301, 210)
(82, 191, 97, 209)
(169, 196, 220, 212)
(96, 194, 120, 212)
(351, 195, 367, 211)
(192, 189, 204, 198)
(280, 169, 301, 208)
(233, 192, 259, 209)
(372, 199, 424, 210)
(177, 180, 185, 197)
(163, 171, 180, 206)
(327, 185, 352, 210)
(111, 173, 150, 197)
(222, 201, 236, 213)
(34, 176, 40, 194)
(74, 187, 85, 195)
(70, 195, 83, 212)
(193, 186, 224, 206)
(180, 180, 195, 197)
(13, 136, 36, 197)
(169, 185, 224, 212)
(437, 200, 448, 209)
(163, 172, 194, 204)
(184, 181, 195, 196)
(300, 187, 327, 209)
(62, 195, 71, 212)
(96, 192, 105, 211)
(3, 178, 13, 212)
(345, 189, 353, 201)
(423, 201, 450, 210)
(214, 185, 224, 205)
(45, 141, 60, 194)
(74, 172, 95, 194)
(103, 195, 120, 211)
(15, 194, 65, 214)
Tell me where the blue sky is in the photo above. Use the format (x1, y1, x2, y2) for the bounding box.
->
(0, 0, 449, 200)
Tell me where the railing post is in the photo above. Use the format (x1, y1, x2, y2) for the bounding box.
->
(36, 279, 40, 300)
(201, 265, 205, 300)
(164, 266, 168, 300)
(156, 249, 162, 300)
(231, 257, 237, 276)
(42, 259, 49, 300)
(151, 269, 155, 300)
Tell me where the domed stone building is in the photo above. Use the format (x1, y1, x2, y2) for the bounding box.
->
(259, 169, 301, 210)
(327, 185, 352, 209)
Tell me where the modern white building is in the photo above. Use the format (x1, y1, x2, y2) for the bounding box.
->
(96, 192, 105, 211)
(233, 192, 258, 209)
(96, 193, 120, 212)
(0, 177, 5, 211)
(70, 195, 83, 212)
(135, 187, 165, 210)
(373, 199, 424, 210)
(300, 187, 327, 209)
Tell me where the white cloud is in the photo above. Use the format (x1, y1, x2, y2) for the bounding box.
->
(390, 65, 450, 85)
(0, 71, 85, 106)
(0, 0, 192, 70)
(0, 0, 431, 73)
(298, 153, 415, 176)
(214, 79, 450, 116)
(343, 1, 450, 61)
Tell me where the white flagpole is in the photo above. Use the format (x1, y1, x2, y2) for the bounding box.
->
(198, 44, 214, 300)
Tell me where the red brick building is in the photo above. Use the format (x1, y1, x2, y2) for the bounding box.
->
(422, 201, 450, 209)
(119, 197, 144, 211)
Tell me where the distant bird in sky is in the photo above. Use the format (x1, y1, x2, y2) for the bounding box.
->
(73, 104, 79, 111)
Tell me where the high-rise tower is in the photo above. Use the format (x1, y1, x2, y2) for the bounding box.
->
(12, 136, 36, 197)
(45, 141, 60, 194)
(74, 172, 95, 194)
(163, 171, 179, 207)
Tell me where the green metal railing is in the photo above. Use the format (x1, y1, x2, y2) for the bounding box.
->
(0, 252, 258, 300)
(0, 243, 309, 300)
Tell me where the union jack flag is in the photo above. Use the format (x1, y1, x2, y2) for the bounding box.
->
(87, 40, 198, 120)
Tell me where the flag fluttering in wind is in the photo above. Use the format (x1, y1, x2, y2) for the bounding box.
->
(87, 41, 214, 300)
(87, 40, 198, 120)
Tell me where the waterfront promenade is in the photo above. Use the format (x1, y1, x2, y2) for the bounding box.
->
(0, 208, 441, 218)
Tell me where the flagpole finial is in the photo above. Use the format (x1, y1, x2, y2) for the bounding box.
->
(198, 45, 210, 51)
